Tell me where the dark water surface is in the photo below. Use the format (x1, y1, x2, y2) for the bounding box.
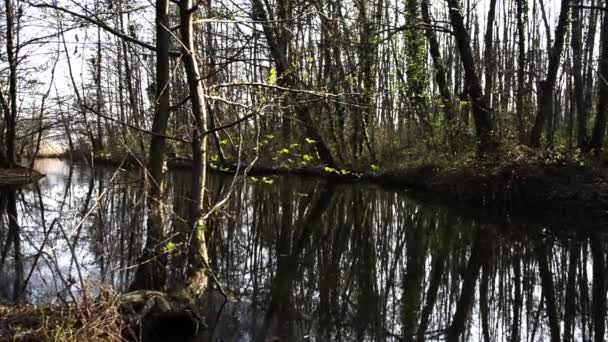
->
(0, 158, 606, 341)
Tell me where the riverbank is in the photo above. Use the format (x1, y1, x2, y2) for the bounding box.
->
(378, 161, 608, 215)
(0, 289, 204, 342)
(0, 289, 123, 342)
(0, 166, 44, 186)
(37, 151, 608, 216)
(221, 160, 608, 216)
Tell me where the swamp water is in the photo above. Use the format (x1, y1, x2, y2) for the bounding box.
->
(0, 158, 605, 341)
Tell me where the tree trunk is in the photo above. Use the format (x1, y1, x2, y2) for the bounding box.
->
(4, 0, 17, 166)
(421, 0, 454, 123)
(528, 0, 571, 147)
(446, 0, 498, 156)
(95, 25, 104, 153)
(515, 0, 527, 143)
(178, 0, 210, 298)
(571, 0, 588, 149)
(588, 0, 608, 157)
(483, 0, 498, 103)
(251, 0, 336, 167)
(130, 0, 171, 291)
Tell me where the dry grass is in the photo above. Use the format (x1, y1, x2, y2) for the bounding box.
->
(0, 286, 125, 342)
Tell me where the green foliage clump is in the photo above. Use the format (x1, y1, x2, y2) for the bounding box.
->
(502, 143, 588, 167)
(385, 142, 476, 173)
(248, 176, 274, 184)
(268, 138, 323, 168)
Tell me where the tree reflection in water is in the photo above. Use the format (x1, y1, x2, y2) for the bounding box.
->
(0, 158, 606, 342)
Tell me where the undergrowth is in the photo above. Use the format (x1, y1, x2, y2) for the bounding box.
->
(0, 286, 124, 342)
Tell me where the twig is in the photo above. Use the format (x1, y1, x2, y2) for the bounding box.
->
(21, 218, 58, 295)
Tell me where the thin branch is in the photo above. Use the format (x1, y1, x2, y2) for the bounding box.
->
(82, 104, 190, 144)
(570, 5, 608, 11)
(202, 112, 256, 136)
(210, 82, 359, 98)
(28, 2, 157, 51)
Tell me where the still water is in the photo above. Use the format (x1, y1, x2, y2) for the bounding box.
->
(0, 158, 606, 341)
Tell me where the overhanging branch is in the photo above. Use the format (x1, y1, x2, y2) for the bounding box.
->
(28, 2, 157, 51)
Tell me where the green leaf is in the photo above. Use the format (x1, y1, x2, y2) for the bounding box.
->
(302, 154, 314, 162)
(261, 177, 274, 184)
(268, 67, 278, 85)
(163, 242, 177, 253)
(324, 166, 339, 174)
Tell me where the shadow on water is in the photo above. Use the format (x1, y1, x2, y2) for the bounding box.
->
(0, 158, 607, 341)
